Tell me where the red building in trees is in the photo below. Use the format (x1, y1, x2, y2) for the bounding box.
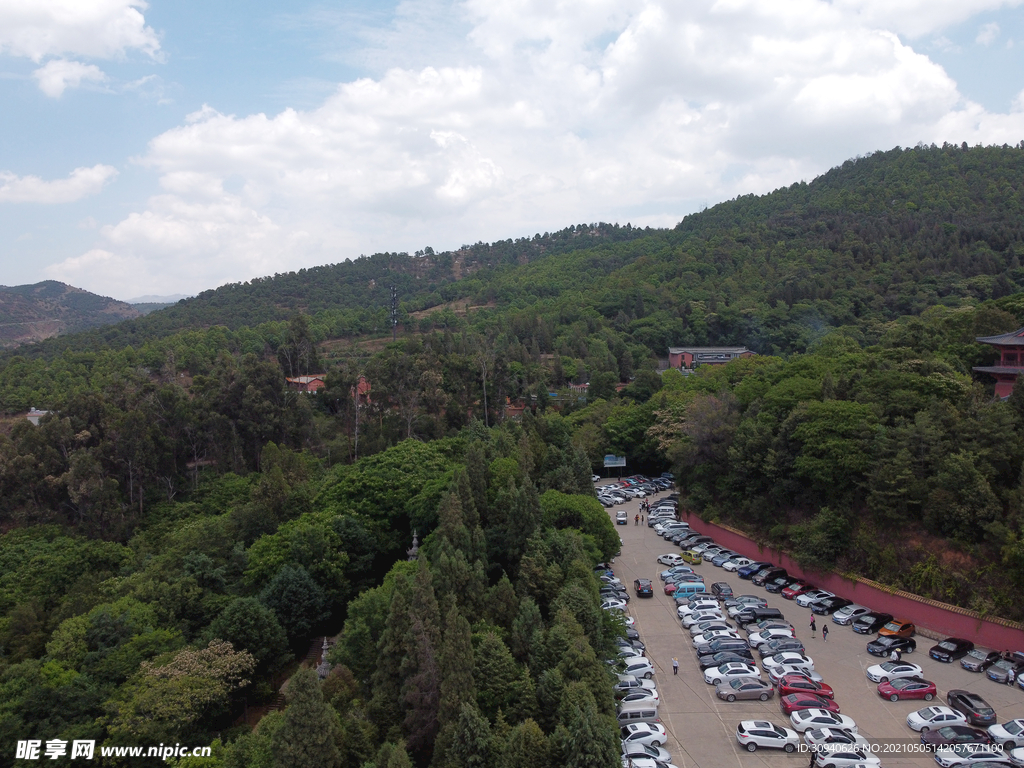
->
(974, 327, 1024, 398)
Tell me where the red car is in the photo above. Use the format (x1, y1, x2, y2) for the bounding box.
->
(776, 673, 835, 700)
(781, 580, 813, 600)
(664, 582, 678, 595)
(780, 693, 841, 715)
(876, 677, 936, 702)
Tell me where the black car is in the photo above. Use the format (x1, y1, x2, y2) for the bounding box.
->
(751, 567, 786, 587)
(757, 638, 806, 658)
(810, 596, 853, 615)
(633, 579, 654, 598)
(920, 725, 994, 748)
(851, 612, 893, 634)
(698, 650, 754, 670)
(699, 638, 749, 657)
(866, 635, 917, 657)
(961, 647, 1002, 672)
(625, 627, 641, 641)
(946, 689, 998, 726)
(711, 582, 734, 599)
(930, 638, 974, 663)
(764, 576, 799, 594)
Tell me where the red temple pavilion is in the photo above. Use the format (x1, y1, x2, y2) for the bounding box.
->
(974, 326, 1024, 398)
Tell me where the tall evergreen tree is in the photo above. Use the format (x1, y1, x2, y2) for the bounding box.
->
(270, 667, 342, 768)
(445, 703, 492, 768)
(438, 603, 476, 728)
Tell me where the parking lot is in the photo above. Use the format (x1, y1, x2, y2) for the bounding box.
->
(605, 489, 1024, 768)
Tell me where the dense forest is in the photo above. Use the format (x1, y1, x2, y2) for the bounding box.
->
(2, 143, 1024, 763)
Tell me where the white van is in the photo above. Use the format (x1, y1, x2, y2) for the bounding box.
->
(616, 701, 662, 727)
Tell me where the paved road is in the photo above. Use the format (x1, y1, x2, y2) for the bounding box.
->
(604, 489, 1024, 768)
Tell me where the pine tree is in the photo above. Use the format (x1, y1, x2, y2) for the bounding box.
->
(370, 574, 413, 733)
(270, 667, 342, 768)
(446, 703, 492, 768)
(438, 603, 476, 728)
(501, 719, 551, 768)
(474, 632, 520, 720)
(510, 596, 542, 663)
(401, 617, 441, 761)
(485, 574, 520, 630)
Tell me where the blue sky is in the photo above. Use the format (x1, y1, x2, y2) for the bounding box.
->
(1, 0, 1024, 300)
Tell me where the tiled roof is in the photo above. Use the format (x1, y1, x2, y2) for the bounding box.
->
(976, 327, 1024, 346)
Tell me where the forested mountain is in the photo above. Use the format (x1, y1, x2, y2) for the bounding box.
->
(2, 143, 1024, 765)
(0, 281, 139, 348)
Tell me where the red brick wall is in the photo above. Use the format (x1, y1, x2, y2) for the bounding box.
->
(683, 512, 1024, 651)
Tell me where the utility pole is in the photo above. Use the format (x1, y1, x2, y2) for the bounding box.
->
(390, 285, 398, 342)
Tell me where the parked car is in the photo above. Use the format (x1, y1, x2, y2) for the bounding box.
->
(866, 635, 917, 657)
(693, 629, 742, 649)
(931, 638, 976, 663)
(780, 580, 813, 599)
(780, 693, 840, 716)
(698, 650, 755, 670)
(711, 582, 734, 599)
(920, 725, 992, 747)
(795, 590, 835, 608)
(704, 662, 761, 685)
(762, 652, 814, 671)
(619, 690, 659, 706)
(758, 638, 807, 658)
(723, 557, 753, 572)
(877, 677, 937, 702)
(681, 610, 726, 628)
(865, 661, 924, 683)
(878, 619, 916, 638)
(696, 638, 751, 659)
(621, 742, 671, 764)
(947, 690, 998, 726)
(710, 551, 739, 567)
(717, 678, 774, 702)
(987, 653, 1024, 685)
(765, 576, 800, 594)
(851, 612, 894, 634)
(620, 722, 667, 748)
(809, 748, 881, 767)
(613, 678, 656, 696)
(689, 620, 735, 637)
(634, 579, 654, 598)
(832, 604, 871, 625)
(987, 720, 1024, 748)
(735, 720, 800, 752)
(748, 628, 797, 649)
(789, 709, 858, 734)
(752, 567, 787, 587)
(933, 744, 1010, 766)
(737, 561, 772, 579)
(962, 648, 1003, 673)
(658, 565, 694, 581)
(768, 665, 823, 686)
(656, 553, 684, 566)
(803, 728, 869, 751)
(810, 596, 853, 615)
(777, 674, 835, 700)
(680, 550, 703, 565)
(907, 706, 970, 732)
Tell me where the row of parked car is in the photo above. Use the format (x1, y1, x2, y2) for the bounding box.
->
(597, 474, 675, 509)
(645, 520, 1024, 766)
(595, 563, 686, 768)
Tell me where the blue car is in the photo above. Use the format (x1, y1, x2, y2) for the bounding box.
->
(737, 561, 772, 580)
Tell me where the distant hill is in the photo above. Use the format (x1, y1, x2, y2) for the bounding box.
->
(0, 281, 140, 347)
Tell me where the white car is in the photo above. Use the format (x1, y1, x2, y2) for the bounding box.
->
(768, 665, 823, 685)
(762, 652, 814, 671)
(621, 742, 672, 763)
(623, 616, 635, 627)
(602, 598, 627, 611)
(810, 747, 880, 767)
(689, 620, 733, 637)
(988, 719, 1024, 747)
(620, 758, 679, 768)
(678, 600, 720, 618)
(796, 590, 835, 607)
(619, 689, 660, 705)
(705, 662, 762, 686)
(682, 611, 726, 628)
(617, 647, 644, 660)
(600, 574, 624, 587)
(790, 709, 858, 734)
(620, 722, 668, 748)
(748, 628, 796, 648)
(905, 706, 968, 732)
(865, 661, 923, 683)
(832, 604, 870, 625)
(735, 720, 800, 753)
(657, 553, 684, 566)
(693, 630, 742, 648)
(723, 557, 753, 572)
(622, 658, 655, 679)
(803, 728, 870, 751)
(1010, 746, 1024, 766)
(935, 745, 1013, 766)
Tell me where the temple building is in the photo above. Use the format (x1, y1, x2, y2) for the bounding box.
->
(974, 326, 1024, 398)
(668, 346, 755, 370)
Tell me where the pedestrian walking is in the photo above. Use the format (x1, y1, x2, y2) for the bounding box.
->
(822, 624, 829, 643)
(890, 649, 900, 663)
(672, 657, 679, 675)
(634, 514, 639, 525)
(641, 514, 644, 525)
(1009, 667, 1016, 685)
(809, 616, 816, 637)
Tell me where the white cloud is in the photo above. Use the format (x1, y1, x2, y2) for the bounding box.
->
(0, 0, 159, 62)
(32, 58, 107, 97)
(49, 0, 1024, 296)
(0, 164, 117, 203)
(977, 22, 1001, 45)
